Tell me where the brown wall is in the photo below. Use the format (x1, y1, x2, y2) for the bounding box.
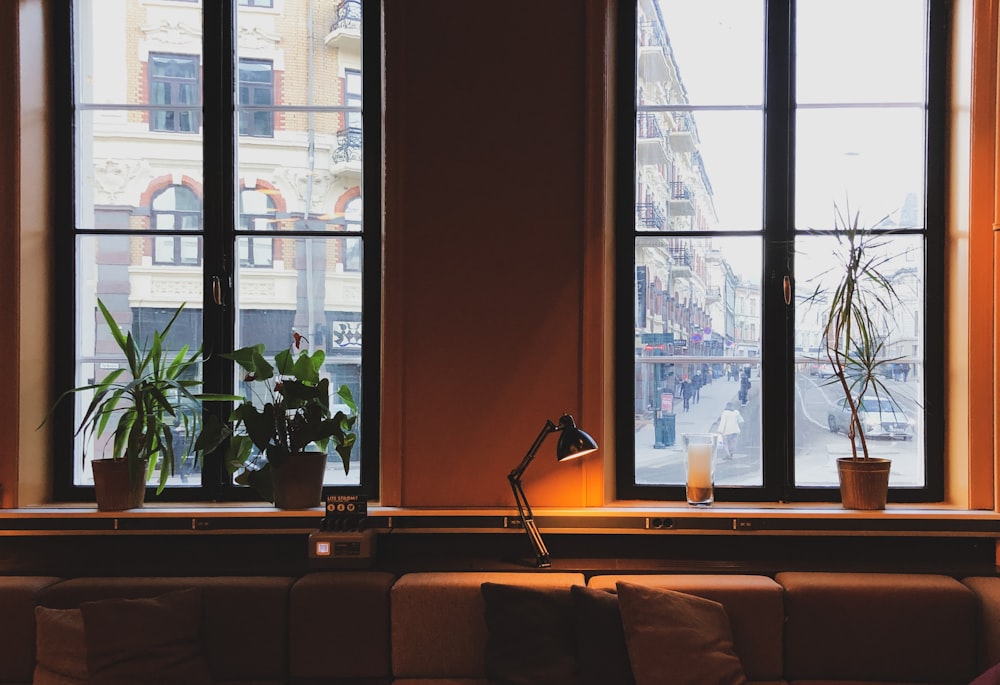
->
(381, 0, 601, 507)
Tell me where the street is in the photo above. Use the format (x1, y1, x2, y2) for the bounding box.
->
(634, 369, 924, 490)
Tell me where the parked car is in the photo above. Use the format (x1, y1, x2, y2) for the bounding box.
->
(827, 395, 915, 440)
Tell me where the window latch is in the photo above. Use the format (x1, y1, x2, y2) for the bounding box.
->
(783, 275, 791, 305)
(212, 275, 223, 306)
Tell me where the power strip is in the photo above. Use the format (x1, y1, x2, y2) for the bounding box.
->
(308, 528, 377, 568)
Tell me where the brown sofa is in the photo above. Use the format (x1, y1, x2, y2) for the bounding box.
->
(2, 570, 1000, 684)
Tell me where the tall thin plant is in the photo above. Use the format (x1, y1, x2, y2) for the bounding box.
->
(806, 201, 905, 460)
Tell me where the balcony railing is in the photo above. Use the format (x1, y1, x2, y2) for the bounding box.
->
(331, 0, 362, 33)
(667, 245, 691, 267)
(636, 202, 666, 230)
(638, 20, 667, 48)
(637, 112, 664, 140)
(333, 127, 363, 165)
(670, 182, 691, 201)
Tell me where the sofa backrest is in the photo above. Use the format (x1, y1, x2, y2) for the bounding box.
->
(0, 576, 62, 684)
(37, 576, 296, 685)
(587, 573, 785, 682)
(289, 570, 396, 681)
(389, 571, 585, 681)
(777, 571, 979, 683)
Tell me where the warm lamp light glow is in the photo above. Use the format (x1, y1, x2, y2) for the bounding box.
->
(508, 414, 598, 567)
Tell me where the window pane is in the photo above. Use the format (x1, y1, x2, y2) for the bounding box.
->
(73, 236, 204, 489)
(795, 107, 926, 230)
(639, 0, 764, 107)
(793, 234, 925, 488)
(235, 236, 362, 487)
(797, 0, 928, 104)
(634, 236, 762, 488)
(76, 113, 204, 231)
(238, 1, 360, 108)
(636, 111, 763, 231)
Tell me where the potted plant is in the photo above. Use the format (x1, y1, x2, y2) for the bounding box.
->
(197, 335, 358, 508)
(42, 299, 207, 511)
(806, 202, 906, 509)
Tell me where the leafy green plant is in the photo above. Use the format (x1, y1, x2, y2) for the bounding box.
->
(42, 299, 206, 494)
(197, 338, 357, 503)
(805, 202, 905, 460)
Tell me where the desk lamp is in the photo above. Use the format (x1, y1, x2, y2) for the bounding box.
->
(507, 414, 598, 568)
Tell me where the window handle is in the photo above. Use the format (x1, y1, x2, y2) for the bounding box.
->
(783, 275, 792, 305)
(212, 275, 223, 306)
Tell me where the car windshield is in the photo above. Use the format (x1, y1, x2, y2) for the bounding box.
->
(857, 398, 902, 414)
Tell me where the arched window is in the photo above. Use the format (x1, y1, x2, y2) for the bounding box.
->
(151, 185, 201, 265)
(239, 188, 275, 267)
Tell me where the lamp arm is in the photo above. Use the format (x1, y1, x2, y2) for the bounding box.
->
(508, 476, 551, 567)
(508, 419, 558, 481)
(507, 419, 559, 568)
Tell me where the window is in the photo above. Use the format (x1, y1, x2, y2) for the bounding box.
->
(148, 53, 200, 133)
(238, 59, 274, 138)
(152, 185, 202, 265)
(239, 187, 275, 267)
(239, 0, 274, 7)
(57, 0, 379, 502)
(616, 0, 945, 503)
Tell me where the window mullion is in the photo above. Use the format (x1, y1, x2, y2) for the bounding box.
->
(761, 0, 796, 500)
(200, 0, 237, 497)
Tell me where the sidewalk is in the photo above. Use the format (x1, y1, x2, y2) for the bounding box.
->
(634, 376, 761, 484)
(641, 377, 746, 446)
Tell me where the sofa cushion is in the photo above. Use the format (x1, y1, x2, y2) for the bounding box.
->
(587, 574, 783, 681)
(777, 571, 978, 683)
(81, 588, 213, 685)
(481, 582, 579, 685)
(616, 581, 747, 685)
(390, 571, 585, 679)
(33, 606, 87, 685)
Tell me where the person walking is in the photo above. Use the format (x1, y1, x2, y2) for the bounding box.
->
(717, 402, 744, 460)
(739, 371, 751, 405)
(681, 379, 692, 411)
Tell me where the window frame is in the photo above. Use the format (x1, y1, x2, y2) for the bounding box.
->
(50, 0, 382, 504)
(614, 0, 947, 504)
(148, 52, 201, 134)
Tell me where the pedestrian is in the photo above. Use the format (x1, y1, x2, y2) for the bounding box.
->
(681, 379, 692, 411)
(717, 402, 744, 460)
(739, 371, 751, 406)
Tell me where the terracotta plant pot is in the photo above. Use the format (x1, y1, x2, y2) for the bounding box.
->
(837, 457, 891, 510)
(271, 451, 327, 509)
(91, 458, 148, 511)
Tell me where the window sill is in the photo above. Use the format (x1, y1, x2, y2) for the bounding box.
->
(1, 503, 999, 537)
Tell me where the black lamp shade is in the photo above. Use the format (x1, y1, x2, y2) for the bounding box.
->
(555, 415, 599, 461)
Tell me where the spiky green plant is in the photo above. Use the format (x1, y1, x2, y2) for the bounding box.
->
(806, 202, 905, 460)
(42, 299, 206, 494)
